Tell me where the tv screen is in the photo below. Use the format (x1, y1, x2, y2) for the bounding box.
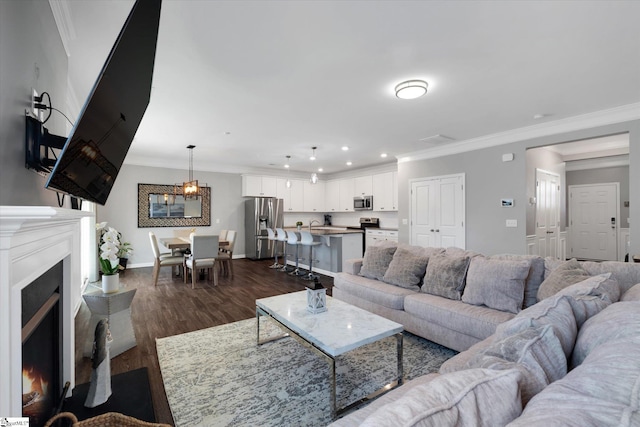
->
(45, 0, 162, 205)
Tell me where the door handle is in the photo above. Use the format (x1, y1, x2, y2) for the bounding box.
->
(430, 229, 434, 232)
(435, 229, 440, 232)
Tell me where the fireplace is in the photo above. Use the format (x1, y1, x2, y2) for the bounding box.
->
(22, 261, 63, 426)
(1, 206, 92, 418)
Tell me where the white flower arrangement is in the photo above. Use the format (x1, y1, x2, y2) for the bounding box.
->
(96, 222, 132, 275)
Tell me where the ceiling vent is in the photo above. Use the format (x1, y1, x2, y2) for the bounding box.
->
(419, 134, 456, 144)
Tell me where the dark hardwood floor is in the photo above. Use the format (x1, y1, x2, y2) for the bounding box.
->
(74, 259, 334, 425)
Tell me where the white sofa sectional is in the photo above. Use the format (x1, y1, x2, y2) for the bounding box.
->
(330, 243, 640, 426)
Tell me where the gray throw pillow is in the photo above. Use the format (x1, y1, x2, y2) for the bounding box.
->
(465, 325, 567, 405)
(462, 257, 530, 314)
(422, 254, 471, 300)
(382, 245, 444, 289)
(359, 241, 397, 281)
(537, 258, 590, 301)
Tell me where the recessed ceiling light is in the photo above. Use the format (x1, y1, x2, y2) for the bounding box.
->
(318, 168, 323, 172)
(395, 80, 428, 100)
(342, 146, 349, 151)
(533, 113, 552, 120)
(346, 161, 352, 166)
(380, 153, 387, 158)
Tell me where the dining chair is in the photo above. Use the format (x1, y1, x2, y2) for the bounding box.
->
(184, 235, 219, 289)
(219, 229, 228, 242)
(149, 232, 185, 286)
(217, 230, 236, 278)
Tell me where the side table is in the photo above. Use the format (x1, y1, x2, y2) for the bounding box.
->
(83, 287, 137, 358)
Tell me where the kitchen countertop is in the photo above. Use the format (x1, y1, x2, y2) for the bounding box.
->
(284, 226, 363, 236)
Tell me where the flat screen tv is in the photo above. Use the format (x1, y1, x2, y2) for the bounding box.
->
(44, 0, 162, 205)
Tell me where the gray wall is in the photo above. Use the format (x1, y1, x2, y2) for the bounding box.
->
(0, 1, 70, 207)
(398, 120, 640, 256)
(566, 165, 630, 229)
(96, 164, 244, 267)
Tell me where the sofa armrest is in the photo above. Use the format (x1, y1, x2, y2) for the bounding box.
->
(343, 258, 363, 275)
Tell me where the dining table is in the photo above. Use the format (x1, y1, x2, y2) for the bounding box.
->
(159, 236, 228, 250)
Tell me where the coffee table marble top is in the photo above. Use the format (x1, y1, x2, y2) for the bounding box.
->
(256, 291, 403, 357)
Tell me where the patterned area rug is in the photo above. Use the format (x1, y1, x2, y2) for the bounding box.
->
(156, 317, 456, 427)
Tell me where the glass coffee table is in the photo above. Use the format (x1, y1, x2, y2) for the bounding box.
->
(256, 291, 403, 418)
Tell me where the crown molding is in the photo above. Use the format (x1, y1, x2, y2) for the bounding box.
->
(397, 103, 640, 163)
(565, 154, 629, 172)
(49, 0, 75, 58)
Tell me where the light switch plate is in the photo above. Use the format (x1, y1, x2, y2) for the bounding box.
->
(402, 218, 408, 225)
(506, 219, 517, 227)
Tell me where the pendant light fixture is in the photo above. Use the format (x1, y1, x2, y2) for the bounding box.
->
(177, 145, 200, 199)
(309, 146, 318, 184)
(309, 146, 317, 161)
(285, 155, 292, 188)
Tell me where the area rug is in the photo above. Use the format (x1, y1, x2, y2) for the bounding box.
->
(156, 317, 456, 427)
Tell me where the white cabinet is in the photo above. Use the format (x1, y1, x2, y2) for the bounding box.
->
(277, 178, 305, 212)
(365, 229, 398, 249)
(325, 180, 340, 212)
(372, 171, 397, 211)
(354, 175, 373, 197)
(339, 178, 355, 212)
(303, 181, 325, 212)
(242, 175, 277, 197)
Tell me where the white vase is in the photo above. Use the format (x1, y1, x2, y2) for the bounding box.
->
(102, 273, 119, 294)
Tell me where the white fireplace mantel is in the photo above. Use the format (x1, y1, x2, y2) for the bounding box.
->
(0, 206, 93, 417)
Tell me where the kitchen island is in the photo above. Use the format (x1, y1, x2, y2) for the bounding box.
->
(283, 227, 363, 276)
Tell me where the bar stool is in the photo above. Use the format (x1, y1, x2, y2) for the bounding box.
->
(299, 231, 322, 281)
(286, 230, 305, 276)
(276, 228, 291, 272)
(267, 228, 281, 269)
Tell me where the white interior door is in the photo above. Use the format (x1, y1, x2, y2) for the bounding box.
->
(569, 183, 619, 261)
(411, 174, 465, 248)
(535, 169, 560, 258)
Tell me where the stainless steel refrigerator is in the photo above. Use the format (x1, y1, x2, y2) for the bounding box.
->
(244, 197, 284, 260)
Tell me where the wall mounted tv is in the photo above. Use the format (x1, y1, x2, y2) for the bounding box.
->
(41, 0, 162, 205)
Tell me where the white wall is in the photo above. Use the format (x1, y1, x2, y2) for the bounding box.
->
(0, 1, 70, 207)
(97, 164, 244, 267)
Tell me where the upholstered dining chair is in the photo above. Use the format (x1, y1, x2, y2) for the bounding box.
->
(149, 232, 185, 286)
(217, 230, 236, 278)
(184, 235, 219, 289)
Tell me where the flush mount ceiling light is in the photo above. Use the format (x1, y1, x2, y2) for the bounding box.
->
(395, 80, 428, 100)
(341, 146, 349, 151)
(309, 146, 317, 161)
(285, 155, 292, 188)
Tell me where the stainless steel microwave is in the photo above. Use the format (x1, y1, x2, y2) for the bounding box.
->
(354, 196, 373, 210)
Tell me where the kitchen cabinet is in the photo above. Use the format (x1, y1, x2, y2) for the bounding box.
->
(354, 175, 373, 197)
(365, 229, 398, 249)
(372, 171, 398, 211)
(242, 175, 277, 197)
(339, 178, 355, 212)
(276, 178, 304, 211)
(325, 180, 340, 212)
(303, 181, 325, 212)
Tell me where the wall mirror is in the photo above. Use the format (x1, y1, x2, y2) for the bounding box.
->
(138, 183, 211, 227)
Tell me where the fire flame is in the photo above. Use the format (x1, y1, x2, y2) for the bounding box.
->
(23, 366, 48, 398)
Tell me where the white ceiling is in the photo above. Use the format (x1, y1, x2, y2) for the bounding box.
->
(60, 0, 640, 176)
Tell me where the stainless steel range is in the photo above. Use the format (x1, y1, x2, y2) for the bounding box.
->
(347, 217, 380, 254)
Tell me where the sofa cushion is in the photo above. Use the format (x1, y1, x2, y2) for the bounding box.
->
(334, 272, 416, 310)
(580, 261, 640, 295)
(405, 293, 515, 341)
(439, 336, 495, 374)
(495, 294, 577, 358)
(359, 241, 397, 280)
(465, 325, 567, 405)
(360, 368, 523, 427)
(382, 245, 442, 290)
(537, 258, 591, 301)
(490, 254, 544, 309)
(462, 257, 530, 314)
(572, 301, 640, 367)
(554, 273, 619, 327)
(507, 339, 640, 427)
(622, 283, 640, 301)
(422, 254, 471, 300)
